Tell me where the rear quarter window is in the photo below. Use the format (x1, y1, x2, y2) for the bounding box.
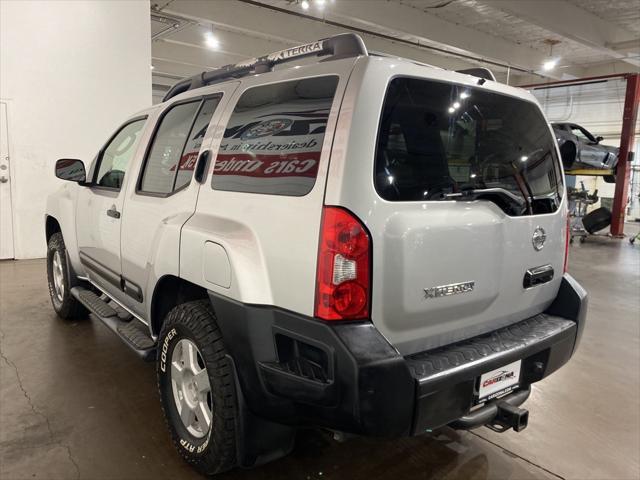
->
(211, 76, 339, 196)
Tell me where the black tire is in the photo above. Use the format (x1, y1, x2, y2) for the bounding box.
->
(157, 300, 238, 475)
(46, 232, 87, 319)
(603, 160, 617, 183)
(560, 142, 577, 170)
(582, 207, 612, 234)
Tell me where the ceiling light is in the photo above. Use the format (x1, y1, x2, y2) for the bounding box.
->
(453, 101, 461, 109)
(470, 173, 477, 178)
(542, 39, 561, 73)
(204, 32, 219, 49)
(520, 156, 528, 162)
(460, 91, 469, 99)
(448, 107, 455, 113)
(301, 0, 310, 9)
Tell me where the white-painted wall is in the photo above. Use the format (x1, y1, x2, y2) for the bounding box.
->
(0, 0, 151, 259)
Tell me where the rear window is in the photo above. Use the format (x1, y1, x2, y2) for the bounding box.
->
(375, 77, 563, 216)
(211, 76, 339, 196)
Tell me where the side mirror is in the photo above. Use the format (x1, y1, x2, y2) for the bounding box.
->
(55, 159, 87, 183)
(595, 136, 604, 143)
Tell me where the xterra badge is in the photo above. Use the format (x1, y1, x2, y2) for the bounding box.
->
(424, 281, 475, 299)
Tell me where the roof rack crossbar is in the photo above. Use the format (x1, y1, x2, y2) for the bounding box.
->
(162, 33, 367, 102)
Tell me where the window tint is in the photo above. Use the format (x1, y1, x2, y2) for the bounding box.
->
(140, 98, 219, 194)
(95, 119, 145, 189)
(375, 77, 563, 216)
(212, 76, 339, 196)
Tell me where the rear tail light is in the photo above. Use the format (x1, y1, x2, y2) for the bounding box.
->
(315, 206, 371, 321)
(564, 213, 570, 273)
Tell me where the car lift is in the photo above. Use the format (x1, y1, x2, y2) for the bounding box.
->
(521, 73, 640, 237)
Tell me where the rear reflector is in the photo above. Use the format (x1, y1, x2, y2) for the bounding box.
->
(315, 206, 371, 321)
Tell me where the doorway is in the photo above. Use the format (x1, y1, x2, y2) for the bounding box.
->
(0, 101, 15, 259)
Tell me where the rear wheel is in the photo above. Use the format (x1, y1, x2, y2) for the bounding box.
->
(560, 142, 577, 170)
(157, 300, 238, 475)
(46, 232, 87, 319)
(603, 171, 616, 184)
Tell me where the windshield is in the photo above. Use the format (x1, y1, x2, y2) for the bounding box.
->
(375, 77, 563, 216)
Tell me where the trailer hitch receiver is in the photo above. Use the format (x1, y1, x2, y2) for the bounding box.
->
(486, 401, 529, 433)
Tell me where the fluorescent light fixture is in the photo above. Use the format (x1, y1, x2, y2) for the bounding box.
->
(453, 101, 461, 109)
(301, 0, 310, 9)
(542, 59, 558, 71)
(204, 33, 219, 49)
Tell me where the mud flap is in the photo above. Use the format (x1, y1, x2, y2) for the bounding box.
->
(227, 355, 296, 468)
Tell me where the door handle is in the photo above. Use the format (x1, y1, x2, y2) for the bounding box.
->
(194, 150, 211, 184)
(0, 176, 7, 183)
(523, 264, 553, 289)
(106, 206, 121, 219)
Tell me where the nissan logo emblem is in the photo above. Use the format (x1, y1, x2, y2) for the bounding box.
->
(532, 227, 547, 251)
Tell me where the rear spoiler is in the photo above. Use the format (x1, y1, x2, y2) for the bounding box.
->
(455, 67, 496, 82)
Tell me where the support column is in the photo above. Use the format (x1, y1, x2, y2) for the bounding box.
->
(610, 74, 640, 237)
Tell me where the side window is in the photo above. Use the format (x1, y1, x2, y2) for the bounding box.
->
(571, 127, 591, 142)
(175, 98, 219, 190)
(212, 76, 339, 196)
(140, 97, 219, 195)
(95, 119, 146, 189)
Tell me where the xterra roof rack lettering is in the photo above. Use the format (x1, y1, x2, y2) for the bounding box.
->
(46, 33, 587, 476)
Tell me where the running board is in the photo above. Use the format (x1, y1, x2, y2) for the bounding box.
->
(71, 287, 156, 361)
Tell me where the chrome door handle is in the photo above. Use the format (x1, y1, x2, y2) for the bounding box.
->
(106, 206, 120, 219)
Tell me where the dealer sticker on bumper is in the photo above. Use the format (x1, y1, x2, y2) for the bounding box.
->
(477, 360, 521, 403)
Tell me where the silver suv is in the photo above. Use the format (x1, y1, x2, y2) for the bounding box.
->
(45, 34, 587, 475)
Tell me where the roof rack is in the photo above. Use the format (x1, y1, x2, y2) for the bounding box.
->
(162, 33, 367, 102)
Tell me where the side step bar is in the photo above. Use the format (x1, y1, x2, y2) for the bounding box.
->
(71, 287, 156, 361)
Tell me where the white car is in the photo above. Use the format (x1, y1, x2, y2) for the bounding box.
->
(45, 34, 587, 475)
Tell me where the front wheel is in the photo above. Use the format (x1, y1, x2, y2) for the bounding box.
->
(157, 300, 238, 475)
(46, 232, 86, 319)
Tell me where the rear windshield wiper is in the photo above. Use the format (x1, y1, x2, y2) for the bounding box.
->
(443, 187, 526, 207)
(443, 187, 528, 215)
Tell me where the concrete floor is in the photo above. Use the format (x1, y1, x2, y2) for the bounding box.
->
(1, 227, 639, 480)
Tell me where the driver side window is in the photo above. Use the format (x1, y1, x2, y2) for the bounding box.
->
(571, 127, 590, 142)
(95, 119, 146, 189)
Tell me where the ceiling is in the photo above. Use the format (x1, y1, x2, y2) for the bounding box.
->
(150, 0, 640, 96)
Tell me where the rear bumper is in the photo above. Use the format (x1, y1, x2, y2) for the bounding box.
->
(209, 274, 587, 437)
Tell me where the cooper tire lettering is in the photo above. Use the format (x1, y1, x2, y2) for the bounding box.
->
(160, 327, 177, 373)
